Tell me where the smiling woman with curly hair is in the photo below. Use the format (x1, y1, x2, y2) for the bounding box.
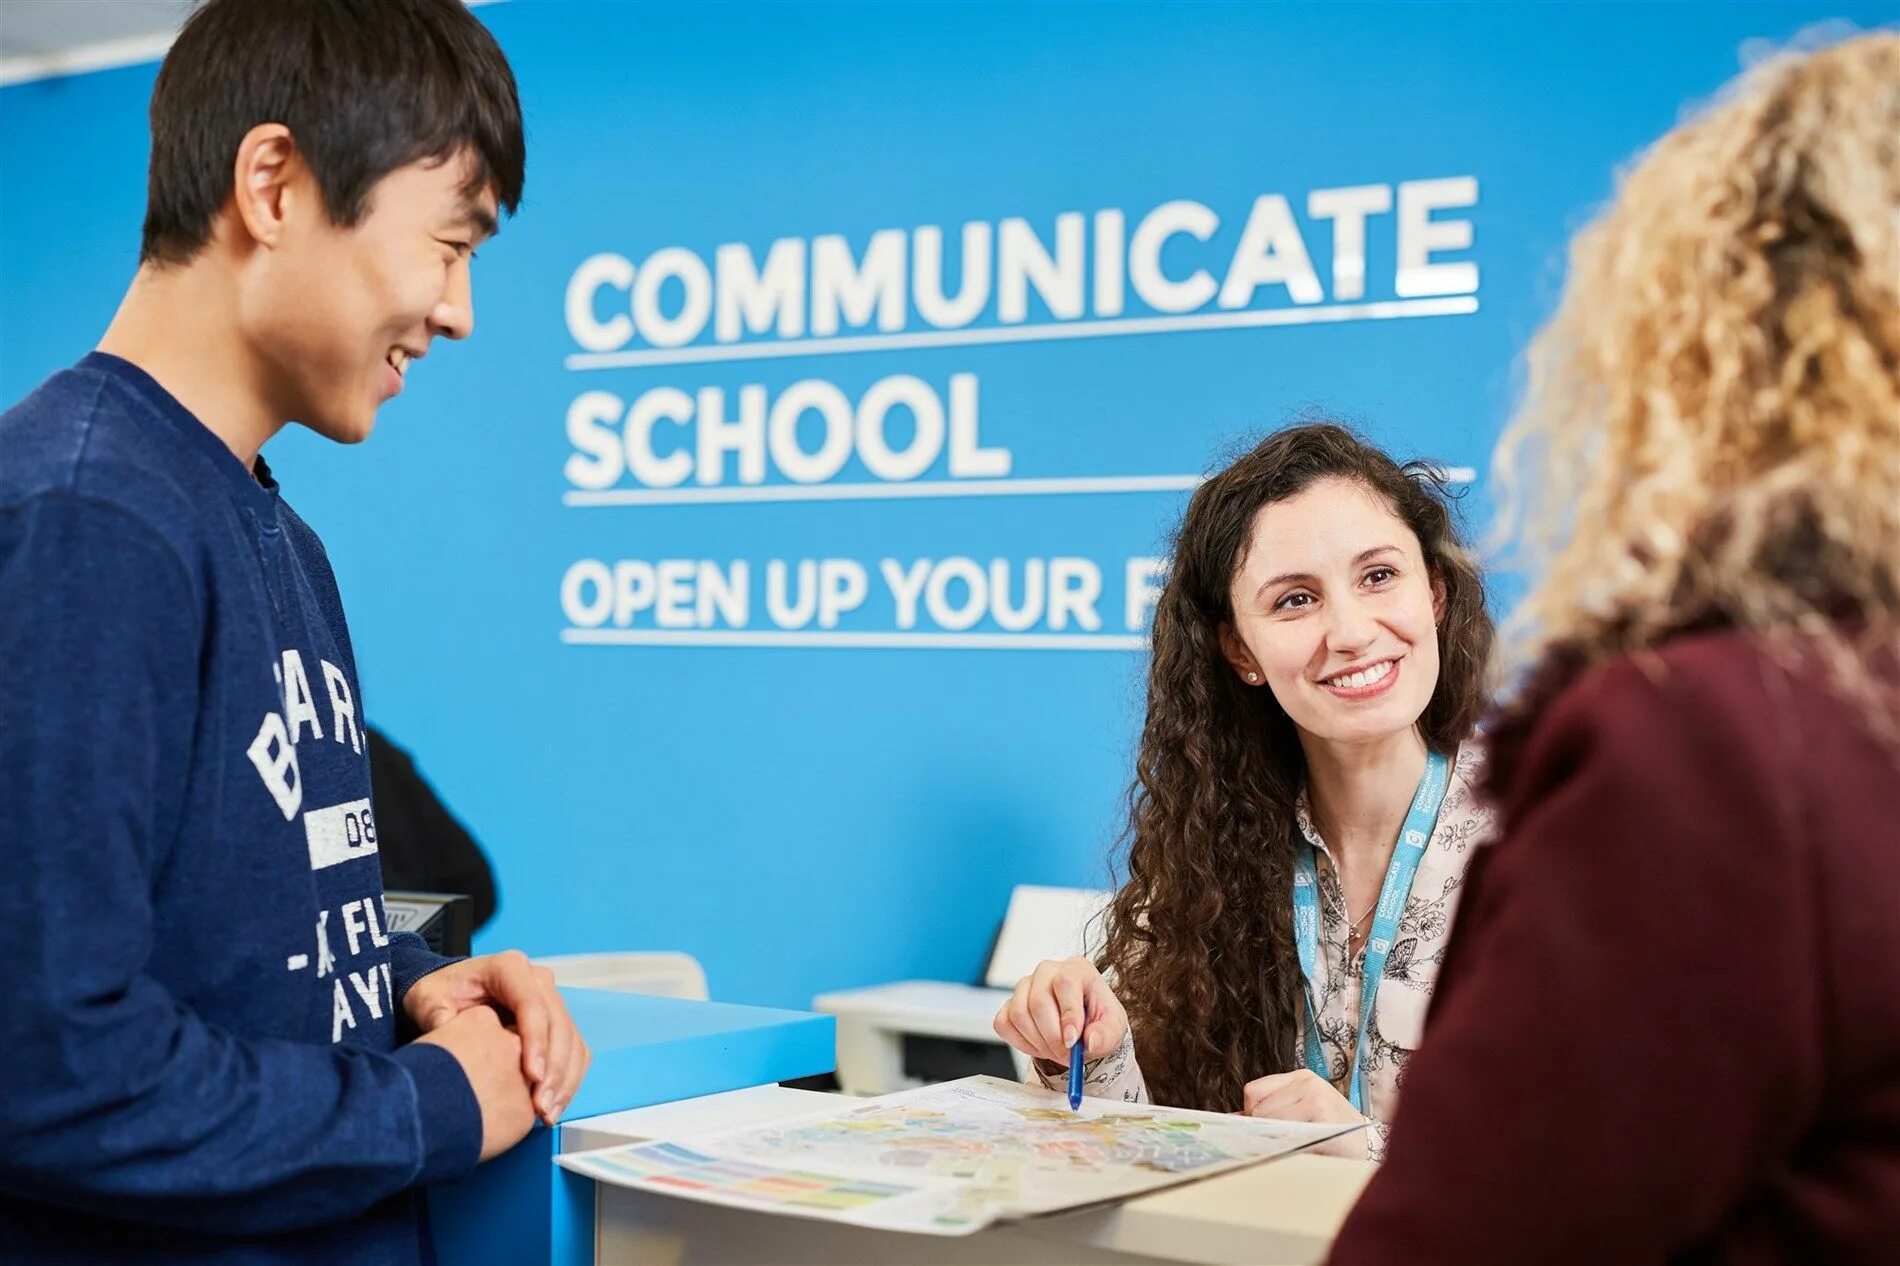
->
(1333, 31, 1900, 1266)
(993, 421, 1498, 1161)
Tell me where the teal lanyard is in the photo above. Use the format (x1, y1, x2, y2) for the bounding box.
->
(1291, 747, 1450, 1114)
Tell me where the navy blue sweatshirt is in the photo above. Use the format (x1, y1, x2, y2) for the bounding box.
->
(0, 354, 483, 1264)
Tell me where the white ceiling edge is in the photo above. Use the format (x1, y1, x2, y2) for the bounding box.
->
(0, 28, 179, 87)
(0, 0, 504, 89)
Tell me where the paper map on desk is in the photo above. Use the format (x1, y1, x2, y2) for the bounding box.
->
(557, 1074, 1361, 1236)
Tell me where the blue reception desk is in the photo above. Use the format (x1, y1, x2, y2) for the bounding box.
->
(427, 988, 836, 1266)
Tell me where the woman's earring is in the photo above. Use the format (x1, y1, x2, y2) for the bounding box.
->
(1245, 671, 1260, 684)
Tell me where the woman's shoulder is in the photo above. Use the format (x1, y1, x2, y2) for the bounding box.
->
(1430, 738, 1498, 857)
(1448, 736, 1490, 787)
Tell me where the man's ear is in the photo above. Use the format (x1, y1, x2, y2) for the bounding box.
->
(230, 123, 302, 249)
(1218, 622, 1260, 684)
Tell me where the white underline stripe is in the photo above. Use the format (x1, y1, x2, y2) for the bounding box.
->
(562, 296, 1480, 370)
(560, 629, 1147, 651)
(565, 475, 1201, 507)
(562, 468, 1475, 508)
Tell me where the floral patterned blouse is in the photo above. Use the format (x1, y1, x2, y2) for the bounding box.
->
(1037, 743, 1496, 1161)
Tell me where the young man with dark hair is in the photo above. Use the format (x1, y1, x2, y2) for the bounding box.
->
(0, 2, 587, 1262)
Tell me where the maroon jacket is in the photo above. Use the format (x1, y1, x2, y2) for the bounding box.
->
(1329, 629, 1900, 1265)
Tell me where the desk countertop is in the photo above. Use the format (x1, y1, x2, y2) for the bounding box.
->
(565, 1084, 1371, 1266)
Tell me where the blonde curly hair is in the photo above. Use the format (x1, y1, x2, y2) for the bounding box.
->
(1493, 30, 1900, 729)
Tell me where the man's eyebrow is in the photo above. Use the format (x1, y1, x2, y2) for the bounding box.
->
(455, 200, 499, 242)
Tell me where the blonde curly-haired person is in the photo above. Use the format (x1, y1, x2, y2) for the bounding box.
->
(1331, 32, 1900, 1266)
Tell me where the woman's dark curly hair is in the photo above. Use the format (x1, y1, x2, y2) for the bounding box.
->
(1100, 422, 1493, 1112)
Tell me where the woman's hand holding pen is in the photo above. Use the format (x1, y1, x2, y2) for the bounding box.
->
(993, 957, 1128, 1069)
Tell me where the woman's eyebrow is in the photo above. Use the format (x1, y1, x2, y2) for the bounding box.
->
(1255, 570, 1315, 603)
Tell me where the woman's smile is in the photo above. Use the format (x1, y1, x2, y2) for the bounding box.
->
(1317, 655, 1402, 701)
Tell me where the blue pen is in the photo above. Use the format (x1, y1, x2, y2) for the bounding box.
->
(1067, 1002, 1086, 1111)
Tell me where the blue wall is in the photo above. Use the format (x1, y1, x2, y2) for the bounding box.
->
(4, 2, 1887, 1008)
